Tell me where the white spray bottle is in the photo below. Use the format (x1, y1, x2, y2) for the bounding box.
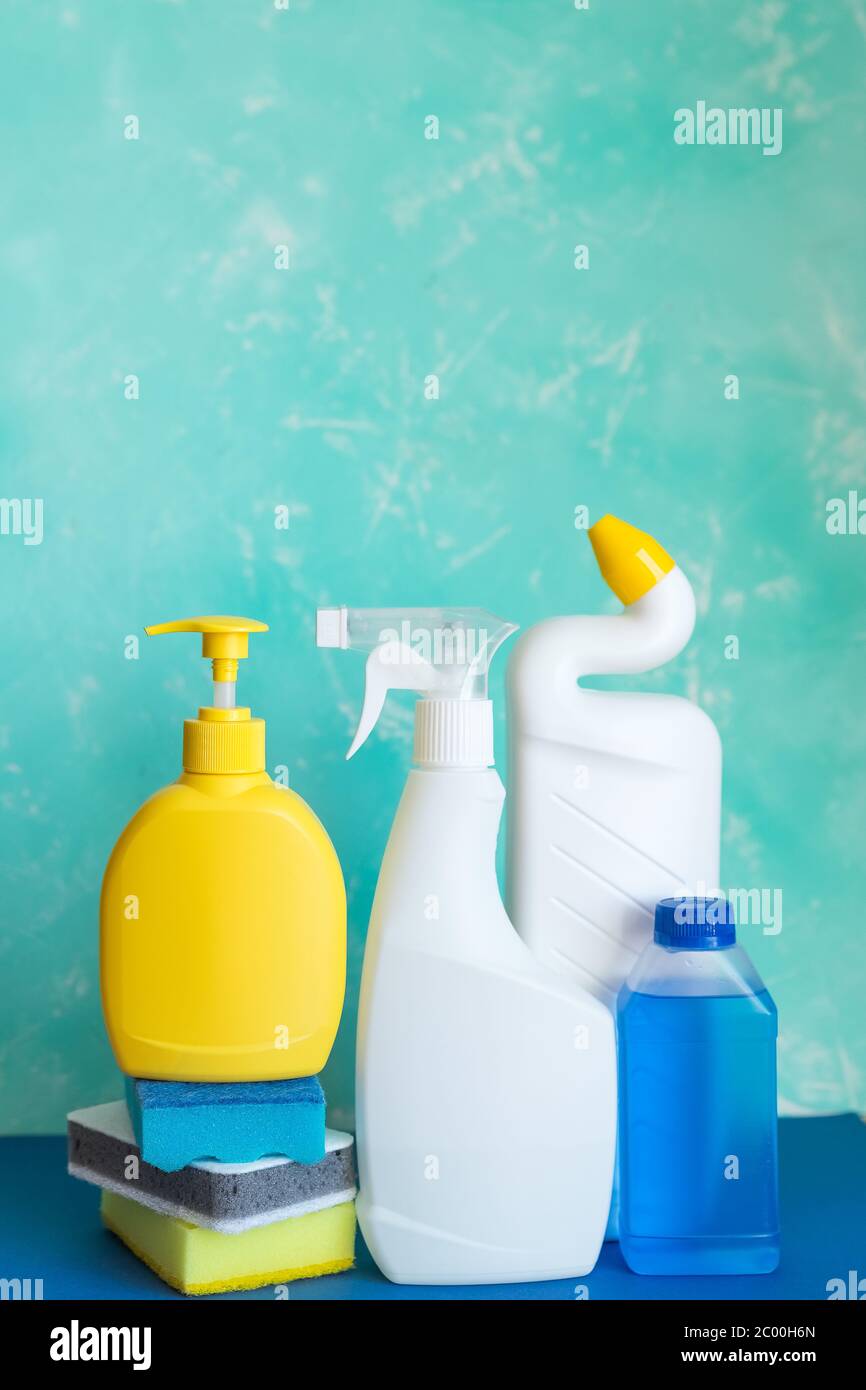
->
(317, 605, 616, 1285)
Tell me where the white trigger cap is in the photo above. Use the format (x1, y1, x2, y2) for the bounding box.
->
(413, 698, 494, 767)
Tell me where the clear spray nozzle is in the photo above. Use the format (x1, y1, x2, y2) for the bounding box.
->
(316, 607, 517, 761)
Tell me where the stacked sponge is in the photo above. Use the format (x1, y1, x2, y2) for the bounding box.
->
(67, 1096, 357, 1295)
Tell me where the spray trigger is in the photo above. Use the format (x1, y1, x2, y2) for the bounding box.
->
(348, 641, 437, 759)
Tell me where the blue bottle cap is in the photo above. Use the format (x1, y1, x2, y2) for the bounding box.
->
(654, 896, 736, 950)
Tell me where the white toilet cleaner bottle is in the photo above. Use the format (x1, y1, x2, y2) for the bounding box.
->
(506, 515, 722, 1236)
(317, 606, 616, 1285)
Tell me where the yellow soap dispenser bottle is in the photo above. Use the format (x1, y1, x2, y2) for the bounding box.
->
(100, 616, 346, 1082)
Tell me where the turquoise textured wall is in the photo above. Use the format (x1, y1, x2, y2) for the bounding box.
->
(1, 0, 865, 1131)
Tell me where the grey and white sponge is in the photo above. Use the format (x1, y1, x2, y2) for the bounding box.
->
(68, 1101, 356, 1235)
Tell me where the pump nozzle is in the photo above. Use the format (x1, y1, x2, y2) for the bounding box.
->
(317, 606, 517, 764)
(145, 615, 268, 708)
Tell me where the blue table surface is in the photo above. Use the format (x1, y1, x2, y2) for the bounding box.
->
(1, 1116, 862, 1301)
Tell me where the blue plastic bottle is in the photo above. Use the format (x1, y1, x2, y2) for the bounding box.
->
(618, 897, 779, 1275)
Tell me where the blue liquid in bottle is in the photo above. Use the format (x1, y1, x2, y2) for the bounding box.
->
(617, 898, 780, 1276)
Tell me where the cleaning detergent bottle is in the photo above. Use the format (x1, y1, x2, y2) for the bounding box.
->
(101, 616, 346, 1083)
(317, 605, 616, 1284)
(506, 515, 722, 1002)
(618, 896, 779, 1274)
(506, 517, 721, 1238)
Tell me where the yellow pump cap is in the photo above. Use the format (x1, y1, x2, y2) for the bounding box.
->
(588, 515, 675, 605)
(145, 616, 269, 774)
(145, 615, 268, 684)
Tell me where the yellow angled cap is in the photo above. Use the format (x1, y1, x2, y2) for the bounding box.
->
(588, 515, 675, 605)
(144, 616, 268, 661)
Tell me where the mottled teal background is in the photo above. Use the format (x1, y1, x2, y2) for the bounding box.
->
(1, 0, 864, 1132)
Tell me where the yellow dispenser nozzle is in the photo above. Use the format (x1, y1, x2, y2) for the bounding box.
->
(144, 617, 269, 772)
(145, 616, 268, 687)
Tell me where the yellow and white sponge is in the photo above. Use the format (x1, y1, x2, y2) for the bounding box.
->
(102, 1189, 355, 1295)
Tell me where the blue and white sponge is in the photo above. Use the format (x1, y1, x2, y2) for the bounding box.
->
(125, 1075, 325, 1172)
